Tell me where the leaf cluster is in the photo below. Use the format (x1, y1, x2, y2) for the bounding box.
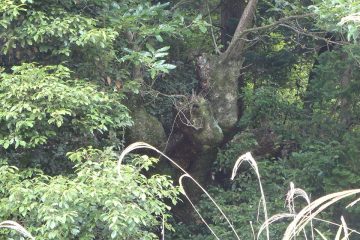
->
(0, 148, 179, 239)
(0, 63, 131, 149)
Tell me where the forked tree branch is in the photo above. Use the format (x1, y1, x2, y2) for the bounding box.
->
(242, 13, 316, 37)
(220, 1, 317, 63)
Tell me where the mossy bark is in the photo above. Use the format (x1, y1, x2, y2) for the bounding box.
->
(127, 106, 167, 149)
(124, 0, 258, 221)
(125, 59, 245, 203)
(179, 96, 224, 148)
(208, 58, 244, 133)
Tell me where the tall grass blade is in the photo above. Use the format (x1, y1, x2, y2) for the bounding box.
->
(250, 221, 256, 240)
(340, 216, 349, 240)
(231, 152, 270, 240)
(335, 223, 343, 240)
(118, 142, 240, 240)
(315, 228, 328, 240)
(286, 182, 314, 240)
(0, 220, 35, 240)
(282, 189, 360, 240)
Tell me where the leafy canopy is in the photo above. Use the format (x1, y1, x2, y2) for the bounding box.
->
(0, 63, 131, 149)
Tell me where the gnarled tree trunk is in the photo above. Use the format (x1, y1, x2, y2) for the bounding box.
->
(127, 0, 258, 203)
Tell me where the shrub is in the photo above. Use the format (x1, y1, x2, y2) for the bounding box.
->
(0, 147, 179, 239)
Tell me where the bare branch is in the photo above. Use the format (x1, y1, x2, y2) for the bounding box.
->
(221, 11, 317, 63)
(242, 13, 316, 37)
(279, 23, 348, 45)
(206, 0, 221, 54)
(221, 0, 258, 63)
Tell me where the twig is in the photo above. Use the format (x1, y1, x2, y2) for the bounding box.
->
(206, 0, 221, 54)
(222, 12, 317, 63)
(279, 23, 347, 45)
(170, 0, 192, 11)
(239, 13, 316, 40)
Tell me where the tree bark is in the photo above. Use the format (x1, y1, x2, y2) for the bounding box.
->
(128, 0, 259, 196)
(207, 0, 257, 132)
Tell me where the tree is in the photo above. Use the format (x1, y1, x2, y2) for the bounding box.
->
(0, 1, 182, 238)
(1, 0, 360, 238)
(166, 0, 360, 238)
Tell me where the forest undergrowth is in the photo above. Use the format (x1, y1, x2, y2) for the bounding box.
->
(3, 142, 359, 240)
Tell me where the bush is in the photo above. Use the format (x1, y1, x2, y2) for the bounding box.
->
(0, 147, 179, 239)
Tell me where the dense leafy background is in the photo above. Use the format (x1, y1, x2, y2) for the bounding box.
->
(0, 0, 360, 239)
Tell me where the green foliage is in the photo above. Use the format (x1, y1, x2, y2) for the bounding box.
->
(310, 45, 360, 121)
(0, 148, 179, 239)
(1, 0, 360, 239)
(0, 63, 131, 149)
(214, 130, 258, 173)
(0, 0, 189, 86)
(120, 45, 176, 80)
(0, 3, 187, 237)
(171, 159, 291, 239)
(310, 0, 360, 41)
(239, 85, 301, 130)
(0, 0, 118, 55)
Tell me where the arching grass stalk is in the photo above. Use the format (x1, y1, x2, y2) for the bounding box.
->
(179, 174, 222, 240)
(259, 214, 360, 239)
(259, 182, 360, 239)
(286, 182, 314, 240)
(258, 213, 294, 237)
(0, 220, 35, 240)
(339, 216, 349, 240)
(339, 13, 360, 25)
(282, 189, 360, 240)
(317, 216, 350, 240)
(314, 217, 360, 236)
(117, 142, 241, 240)
(231, 152, 270, 240)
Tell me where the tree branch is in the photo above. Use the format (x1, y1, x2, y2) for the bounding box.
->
(279, 23, 348, 45)
(206, 0, 221, 54)
(241, 13, 316, 37)
(221, 10, 317, 63)
(221, 0, 258, 63)
(170, 0, 192, 11)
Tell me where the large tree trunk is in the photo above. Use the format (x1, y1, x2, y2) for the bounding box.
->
(127, 0, 258, 206)
(208, 57, 244, 133)
(166, 1, 258, 200)
(129, 0, 257, 181)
